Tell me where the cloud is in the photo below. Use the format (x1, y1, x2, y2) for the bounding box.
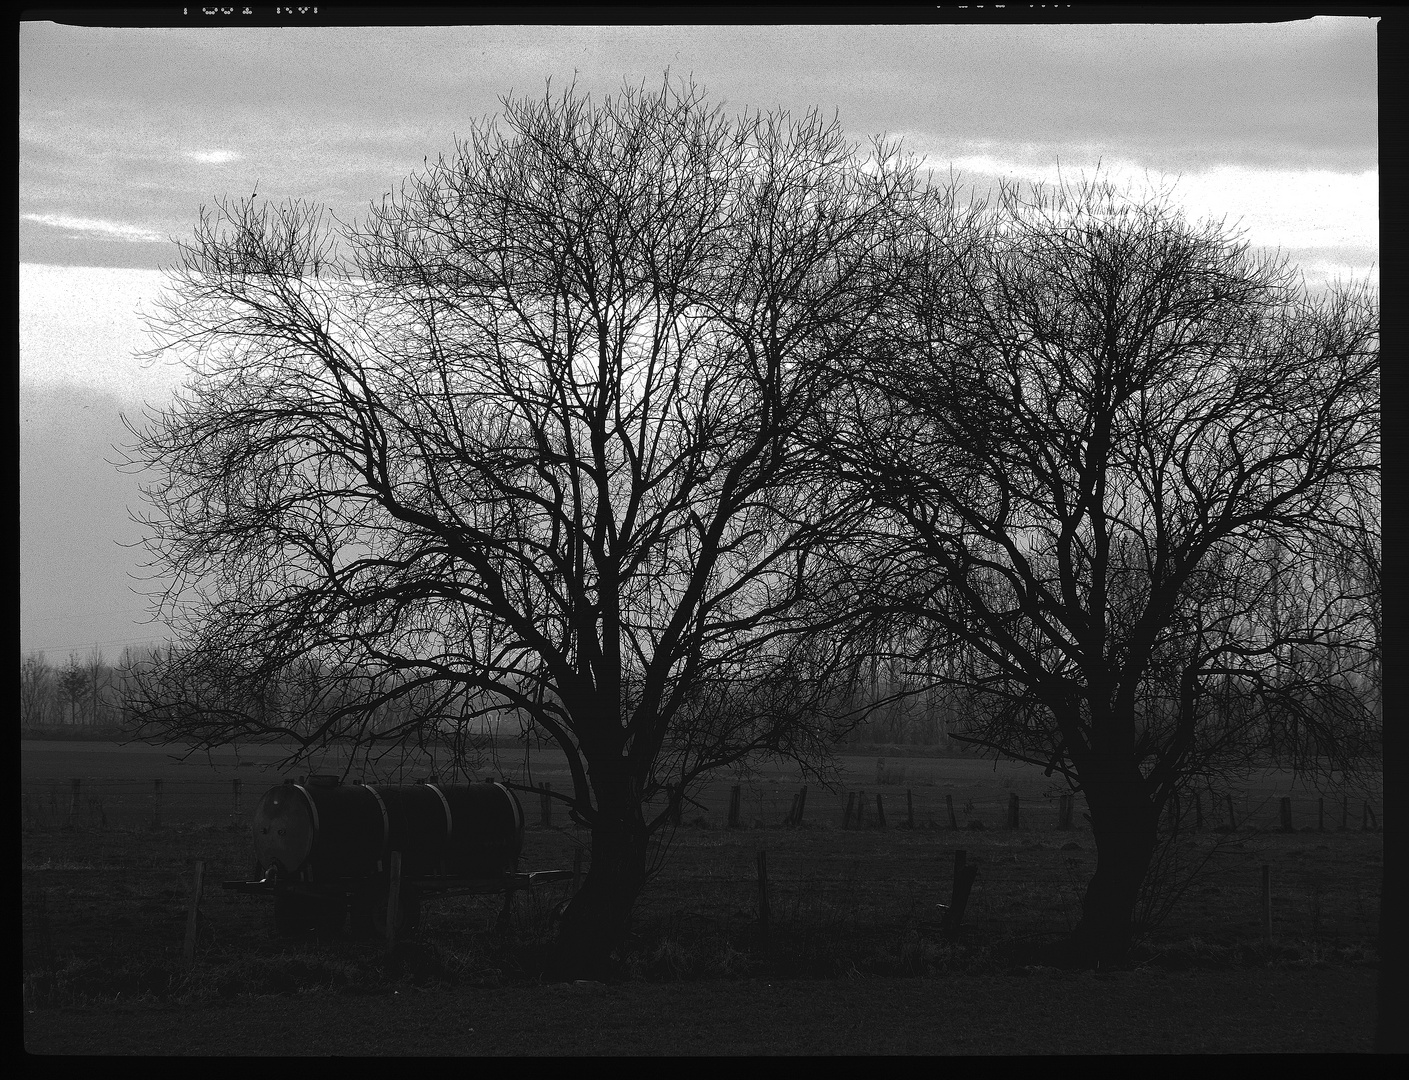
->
(22, 212, 165, 243)
(183, 148, 242, 164)
(908, 148, 1378, 272)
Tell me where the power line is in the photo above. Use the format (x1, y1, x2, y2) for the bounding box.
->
(22, 636, 174, 658)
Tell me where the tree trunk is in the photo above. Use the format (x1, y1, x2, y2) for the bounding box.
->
(1065, 762, 1158, 968)
(551, 774, 648, 979)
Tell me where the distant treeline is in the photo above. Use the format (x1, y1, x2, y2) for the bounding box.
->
(18, 646, 961, 748)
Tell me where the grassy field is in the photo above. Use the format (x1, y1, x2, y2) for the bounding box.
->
(22, 740, 1383, 1055)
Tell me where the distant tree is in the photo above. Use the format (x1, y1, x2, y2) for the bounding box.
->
(20, 652, 56, 727)
(815, 177, 1380, 966)
(81, 649, 109, 727)
(123, 79, 937, 974)
(57, 653, 91, 726)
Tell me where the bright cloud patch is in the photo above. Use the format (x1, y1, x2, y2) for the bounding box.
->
(1174, 167, 1377, 254)
(909, 145, 1377, 280)
(183, 149, 241, 164)
(22, 213, 165, 243)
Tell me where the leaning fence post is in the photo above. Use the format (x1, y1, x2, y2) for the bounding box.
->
(940, 850, 978, 944)
(184, 859, 206, 964)
(1007, 793, 1020, 830)
(1058, 794, 1073, 830)
(875, 793, 887, 828)
(728, 785, 742, 829)
(1261, 863, 1272, 941)
(153, 779, 164, 827)
(1363, 801, 1378, 831)
(794, 785, 807, 828)
(1225, 793, 1237, 832)
(385, 851, 402, 954)
(946, 793, 957, 830)
(842, 791, 856, 830)
(756, 849, 770, 946)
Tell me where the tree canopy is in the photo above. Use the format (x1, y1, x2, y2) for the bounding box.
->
(125, 79, 947, 972)
(812, 177, 1379, 963)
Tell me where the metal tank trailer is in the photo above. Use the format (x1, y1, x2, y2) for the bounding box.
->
(223, 776, 572, 938)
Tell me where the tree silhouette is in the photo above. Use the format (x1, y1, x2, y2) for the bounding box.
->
(122, 79, 939, 974)
(815, 177, 1379, 966)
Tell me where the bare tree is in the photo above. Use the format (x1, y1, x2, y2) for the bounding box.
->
(20, 652, 56, 728)
(57, 653, 90, 726)
(815, 177, 1379, 966)
(122, 79, 938, 973)
(81, 649, 109, 727)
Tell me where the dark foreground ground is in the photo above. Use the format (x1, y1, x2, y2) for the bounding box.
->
(24, 967, 1377, 1056)
(23, 741, 1382, 1055)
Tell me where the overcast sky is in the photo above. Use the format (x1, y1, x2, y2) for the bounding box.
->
(18, 16, 1380, 659)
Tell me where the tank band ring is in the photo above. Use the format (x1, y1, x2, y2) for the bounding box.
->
(291, 784, 320, 846)
(494, 781, 524, 836)
(425, 783, 454, 845)
(362, 784, 391, 864)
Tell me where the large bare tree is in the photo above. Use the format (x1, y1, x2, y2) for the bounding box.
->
(123, 80, 941, 973)
(814, 178, 1380, 966)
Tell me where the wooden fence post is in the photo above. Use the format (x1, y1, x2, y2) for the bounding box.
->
(794, 786, 807, 827)
(756, 850, 770, 946)
(1225, 793, 1237, 832)
(385, 851, 402, 955)
(946, 793, 957, 830)
(540, 782, 552, 828)
(727, 785, 742, 829)
(842, 791, 856, 829)
(69, 779, 81, 825)
(875, 793, 887, 828)
(1279, 797, 1293, 833)
(1363, 802, 1378, 831)
(940, 850, 979, 945)
(1058, 794, 1073, 830)
(233, 779, 243, 816)
(906, 789, 914, 830)
(855, 791, 867, 828)
(1261, 864, 1272, 941)
(153, 779, 163, 827)
(183, 860, 205, 964)
(1006, 793, 1020, 830)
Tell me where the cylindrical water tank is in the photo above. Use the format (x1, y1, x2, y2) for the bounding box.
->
(252, 781, 524, 882)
